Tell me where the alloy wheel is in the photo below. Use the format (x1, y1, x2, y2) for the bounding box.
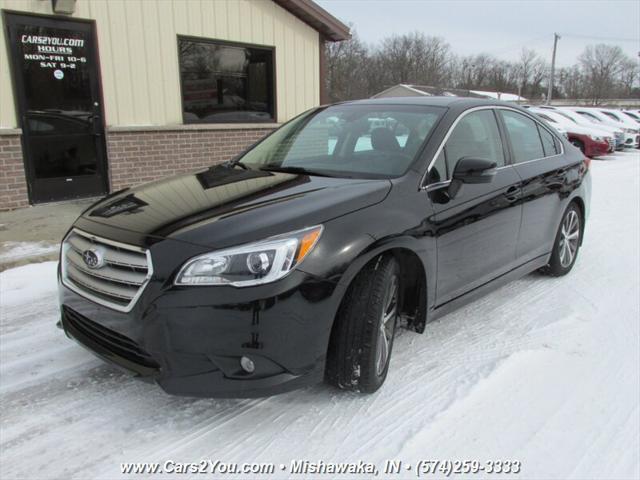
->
(376, 275, 398, 376)
(559, 210, 580, 268)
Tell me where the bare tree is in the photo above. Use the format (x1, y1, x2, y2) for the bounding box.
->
(528, 57, 548, 99)
(456, 54, 495, 89)
(579, 44, 627, 103)
(514, 48, 547, 98)
(325, 29, 369, 102)
(375, 33, 452, 87)
(558, 65, 584, 99)
(618, 58, 639, 97)
(325, 32, 638, 103)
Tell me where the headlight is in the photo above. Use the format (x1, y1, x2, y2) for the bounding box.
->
(589, 135, 604, 142)
(175, 225, 323, 286)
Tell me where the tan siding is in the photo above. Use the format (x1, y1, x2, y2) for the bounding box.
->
(0, 7, 15, 128)
(157, 1, 182, 124)
(0, 0, 320, 129)
(213, 0, 228, 38)
(88, 0, 117, 125)
(273, 9, 286, 119)
(141, 0, 167, 125)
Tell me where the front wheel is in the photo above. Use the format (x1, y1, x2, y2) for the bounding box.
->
(325, 255, 400, 393)
(542, 203, 583, 276)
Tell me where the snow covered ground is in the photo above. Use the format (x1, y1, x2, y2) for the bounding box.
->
(0, 241, 58, 264)
(1, 151, 639, 480)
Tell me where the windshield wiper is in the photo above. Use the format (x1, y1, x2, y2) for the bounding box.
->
(259, 165, 341, 178)
(222, 157, 250, 170)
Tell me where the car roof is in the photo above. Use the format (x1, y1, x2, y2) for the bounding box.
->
(335, 96, 519, 110)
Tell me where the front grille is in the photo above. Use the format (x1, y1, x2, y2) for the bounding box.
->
(61, 229, 152, 312)
(63, 306, 159, 370)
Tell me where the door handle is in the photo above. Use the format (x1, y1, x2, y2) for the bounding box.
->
(503, 186, 521, 202)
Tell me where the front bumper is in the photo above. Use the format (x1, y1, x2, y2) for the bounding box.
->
(59, 268, 340, 397)
(584, 139, 610, 157)
(614, 133, 625, 150)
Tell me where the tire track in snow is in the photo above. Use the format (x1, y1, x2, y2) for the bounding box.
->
(0, 153, 638, 479)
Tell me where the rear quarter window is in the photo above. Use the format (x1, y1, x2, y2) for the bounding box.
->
(537, 125, 560, 156)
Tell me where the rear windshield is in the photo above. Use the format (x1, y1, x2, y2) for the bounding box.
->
(239, 104, 445, 179)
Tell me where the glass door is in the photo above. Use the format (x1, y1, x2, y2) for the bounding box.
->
(5, 13, 108, 203)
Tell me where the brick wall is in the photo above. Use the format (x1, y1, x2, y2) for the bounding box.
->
(107, 127, 274, 191)
(0, 134, 29, 211)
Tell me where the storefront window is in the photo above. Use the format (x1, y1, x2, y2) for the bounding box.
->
(178, 36, 275, 124)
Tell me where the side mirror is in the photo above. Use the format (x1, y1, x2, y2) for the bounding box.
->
(452, 157, 497, 184)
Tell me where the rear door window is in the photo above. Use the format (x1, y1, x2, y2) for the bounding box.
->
(500, 110, 545, 163)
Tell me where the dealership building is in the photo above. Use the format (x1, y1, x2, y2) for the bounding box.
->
(0, 0, 349, 210)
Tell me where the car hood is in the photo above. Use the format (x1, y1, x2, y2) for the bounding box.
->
(562, 110, 620, 132)
(79, 166, 391, 249)
(574, 121, 620, 135)
(584, 117, 625, 130)
(597, 111, 638, 129)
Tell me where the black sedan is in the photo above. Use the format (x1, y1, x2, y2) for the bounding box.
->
(58, 97, 591, 397)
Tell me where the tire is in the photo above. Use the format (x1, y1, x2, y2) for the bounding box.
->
(325, 255, 400, 393)
(541, 203, 583, 276)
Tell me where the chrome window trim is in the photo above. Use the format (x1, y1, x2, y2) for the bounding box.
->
(60, 228, 154, 313)
(424, 179, 452, 193)
(420, 105, 565, 190)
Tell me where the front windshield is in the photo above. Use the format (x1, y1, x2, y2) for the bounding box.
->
(538, 113, 557, 123)
(239, 104, 445, 179)
(602, 111, 621, 121)
(556, 111, 578, 124)
(580, 112, 603, 123)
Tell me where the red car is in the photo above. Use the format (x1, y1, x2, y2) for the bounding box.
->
(569, 132, 610, 158)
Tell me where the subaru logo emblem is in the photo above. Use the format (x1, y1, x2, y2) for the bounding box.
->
(82, 248, 105, 269)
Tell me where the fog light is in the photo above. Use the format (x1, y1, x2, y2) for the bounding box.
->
(240, 356, 255, 373)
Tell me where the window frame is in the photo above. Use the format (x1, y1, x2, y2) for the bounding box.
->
(497, 108, 564, 165)
(176, 34, 277, 125)
(440, 109, 507, 178)
(536, 123, 560, 157)
(422, 106, 564, 189)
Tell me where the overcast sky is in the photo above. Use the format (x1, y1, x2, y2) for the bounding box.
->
(316, 0, 640, 68)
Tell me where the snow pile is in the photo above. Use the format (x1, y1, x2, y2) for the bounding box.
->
(0, 241, 58, 263)
(0, 152, 638, 479)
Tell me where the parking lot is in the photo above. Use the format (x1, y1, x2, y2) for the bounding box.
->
(1, 150, 639, 479)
